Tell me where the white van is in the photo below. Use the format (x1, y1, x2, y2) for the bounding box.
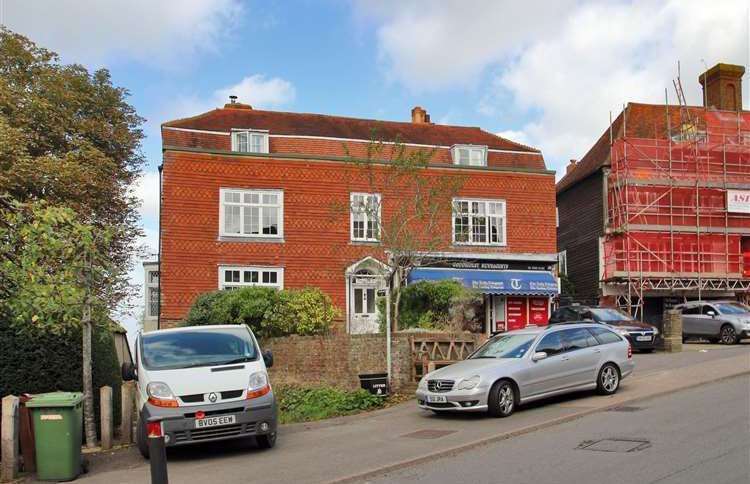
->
(122, 325, 277, 458)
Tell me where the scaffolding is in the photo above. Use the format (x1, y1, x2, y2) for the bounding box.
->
(603, 103, 750, 319)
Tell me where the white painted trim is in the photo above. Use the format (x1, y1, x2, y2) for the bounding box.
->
(231, 129, 269, 154)
(349, 192, 382, 242)
(163, 126, 230, 136)
(451, 144, 488, 167)
(162, 127, 540, 155)
(406, 250, 559, 262)
(218, 265, 284, 290)
(452, 198, 507, 247)
(219, 188, 284, 239)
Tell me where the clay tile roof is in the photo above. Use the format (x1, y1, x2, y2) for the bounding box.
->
(163, 107, 541, 154)
(556, 102, 746, 193)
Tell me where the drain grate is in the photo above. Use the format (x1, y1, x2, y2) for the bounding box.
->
(401, 429, 457, 440)
(577, 438, 651, 453)
(608, 406, 643, 413)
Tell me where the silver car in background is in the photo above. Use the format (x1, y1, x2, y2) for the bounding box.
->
(416, 323, 634, 417)
(676, 300, 750, 345)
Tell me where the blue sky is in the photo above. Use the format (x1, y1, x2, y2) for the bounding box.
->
(2, 0, 747, 333)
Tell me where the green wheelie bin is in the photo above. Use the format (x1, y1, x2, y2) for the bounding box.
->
(26, 392, 84, 481)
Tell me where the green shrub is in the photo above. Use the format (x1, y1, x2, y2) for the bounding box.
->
(397, 280, 482, 331)
(275, 384, 384, 424)
(184, 286, 337, 338)
(0, 318, 122, 434)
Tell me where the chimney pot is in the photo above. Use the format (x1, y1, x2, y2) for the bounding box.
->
(566, 159, 578, 175)
(411, 106, 429, 124)
(229, 95, 237, 104)
(699, 63, 744, 111)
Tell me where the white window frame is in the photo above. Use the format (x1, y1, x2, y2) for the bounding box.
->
(144, 265, 159, 320)
(350, 192, 381, 242)
(231, 129, 269, 154)
(451, 145, 488, 167)
(218, 266, 284, 290)
(558, 250, 568, 275)
(452, 198, 507, 246)
(219, 188, 284, 239)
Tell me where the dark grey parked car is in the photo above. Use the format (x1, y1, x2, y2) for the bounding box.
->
(676, 301, 750, 344)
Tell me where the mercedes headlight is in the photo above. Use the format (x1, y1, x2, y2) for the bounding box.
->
(457, 375, 480, 390)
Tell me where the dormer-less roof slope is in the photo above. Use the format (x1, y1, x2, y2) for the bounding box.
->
(163, 107, 545, 168)
(556, 102, 749, 194)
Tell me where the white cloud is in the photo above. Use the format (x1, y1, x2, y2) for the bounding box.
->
(1, 0, 242, 67)
(355, 0, 577, 90)
(133, 170, 161, 224)
(167, 74, 296, 121)
(358, 0, 749, 175)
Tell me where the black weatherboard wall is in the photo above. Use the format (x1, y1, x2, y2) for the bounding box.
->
(557, 169, 604, 304)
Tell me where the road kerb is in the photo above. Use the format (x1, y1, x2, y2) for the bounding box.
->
(328, 366, 750, 484)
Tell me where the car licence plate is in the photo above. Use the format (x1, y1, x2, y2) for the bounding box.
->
(426, 395, 447, 403)
(195, 415, 236, 429)
(636, 335, 652, 342)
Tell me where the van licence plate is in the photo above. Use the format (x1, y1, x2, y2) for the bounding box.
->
(195, 415, 236, 429)
(427, 395, 447, 403)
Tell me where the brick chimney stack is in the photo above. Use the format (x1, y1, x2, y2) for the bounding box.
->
(566, 159, 578, 175)
(699, 63, 744, 111)
(411, 106, 430, 124)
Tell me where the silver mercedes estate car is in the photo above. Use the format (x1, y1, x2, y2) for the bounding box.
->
(416, 323, 634, 417)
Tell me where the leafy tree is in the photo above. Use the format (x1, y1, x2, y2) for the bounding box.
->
(338, 135, 466, 330)
(0, 28, 145, 308)
(0, 199, 123, 447)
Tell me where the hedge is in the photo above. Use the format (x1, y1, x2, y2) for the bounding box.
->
(185, 286, 338, 338)
(0, 318, 122, 434)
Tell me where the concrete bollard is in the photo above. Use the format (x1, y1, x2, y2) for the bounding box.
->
(148, 435, 169, 484)
(120, 382, 134, 445)
(100, 386, 113, 450)
(1, 395, 20, 482)
(662, 309, 683, 353)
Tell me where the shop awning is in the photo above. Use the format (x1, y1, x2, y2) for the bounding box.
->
(407, 268, 559, 296)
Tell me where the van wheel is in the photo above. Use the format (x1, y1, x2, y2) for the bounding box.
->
(136, 420, 150, 459)
(597, 363, 620, 395)
(256, 431, 277, 449)
(487, 380, 517, 418)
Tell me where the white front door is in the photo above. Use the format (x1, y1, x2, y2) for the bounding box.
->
(350, 275, 380, 334)
(492, 295, 506, 333)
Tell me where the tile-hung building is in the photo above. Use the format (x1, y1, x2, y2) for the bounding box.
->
(557, 63, 750, 323)
(156, 102, 558, 333)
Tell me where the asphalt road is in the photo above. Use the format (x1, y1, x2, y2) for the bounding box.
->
(364, 374, 750, 484)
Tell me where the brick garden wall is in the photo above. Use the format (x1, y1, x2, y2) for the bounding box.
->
(261, 332, 487, 392)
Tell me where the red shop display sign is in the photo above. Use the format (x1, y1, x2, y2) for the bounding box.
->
(506, 297, 528, 331)
(529, 297, 549, 326)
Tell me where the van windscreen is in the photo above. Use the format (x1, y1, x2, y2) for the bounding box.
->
(141, 328, 257, 370)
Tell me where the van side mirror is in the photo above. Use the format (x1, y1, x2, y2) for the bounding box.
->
(532, 351, 548, 362)
(121, 362, 137, 381)
(263, 350, 274, 368)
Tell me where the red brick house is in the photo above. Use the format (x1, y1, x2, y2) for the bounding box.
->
(155, 102, 558, 333)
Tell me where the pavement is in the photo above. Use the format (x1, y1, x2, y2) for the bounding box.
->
(366, 374, 750, 484)
(70, 342, 749, 484)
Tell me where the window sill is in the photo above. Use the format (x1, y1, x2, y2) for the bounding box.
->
(218, 236, 285, 243)
(452, 243, 507, 248)
(350, 240, 381, 246)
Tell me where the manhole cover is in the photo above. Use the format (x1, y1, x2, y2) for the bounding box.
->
(401, 429, 457, 440)
(608, 406, 643, 412)
(577, 438, 651, 453)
